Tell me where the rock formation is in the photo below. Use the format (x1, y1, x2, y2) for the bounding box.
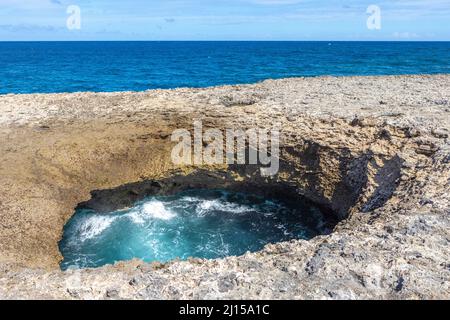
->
(0, 75, 448, 299)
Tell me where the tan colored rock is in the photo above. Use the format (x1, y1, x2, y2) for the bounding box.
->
(0, 75, 449, 299)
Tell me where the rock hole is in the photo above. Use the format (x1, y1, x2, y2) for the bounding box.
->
(59, 183, 337, 270)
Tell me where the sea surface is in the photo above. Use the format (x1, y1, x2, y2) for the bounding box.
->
(59, 189, 327, 270)
(1, 41, 449, 94)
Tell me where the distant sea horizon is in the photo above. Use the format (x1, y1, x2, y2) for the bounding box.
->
(1, 41, 449, 94)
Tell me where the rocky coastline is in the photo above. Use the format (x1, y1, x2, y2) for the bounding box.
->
(0, 75, 449, 299)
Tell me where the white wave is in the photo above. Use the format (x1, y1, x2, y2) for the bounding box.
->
(197, 199, 251, 216)
(78, 215, 116, 241)
(180, 196, 201, 203)
(198, 200, 216, 212)
(127, 208, 146, 224)
(141, 200, 177, 220)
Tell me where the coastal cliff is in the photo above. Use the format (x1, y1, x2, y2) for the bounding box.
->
(0, 75, 449, 299)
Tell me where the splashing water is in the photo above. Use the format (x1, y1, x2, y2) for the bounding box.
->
(59, 189, 328, 270)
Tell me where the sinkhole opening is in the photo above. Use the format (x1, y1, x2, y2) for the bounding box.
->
(59, 188, 336, 270)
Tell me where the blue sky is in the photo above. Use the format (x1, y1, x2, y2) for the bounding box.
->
(0, 0, 449, 40)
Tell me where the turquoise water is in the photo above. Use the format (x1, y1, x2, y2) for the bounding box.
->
(1, 41, 449, 94)
(59, 189, 327, 270)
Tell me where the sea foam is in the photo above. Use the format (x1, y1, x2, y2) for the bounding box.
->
(78, 215, 116, 241)
(141, 200, 177, 220)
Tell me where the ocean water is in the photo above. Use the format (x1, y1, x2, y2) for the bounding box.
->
(1, 41, 449, 94)
(59, 189, 327, 270)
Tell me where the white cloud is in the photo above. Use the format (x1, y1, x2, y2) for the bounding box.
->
(249, 0, 303, 4)
(392, 31, 419, 39)
(0, 0, 62, 10)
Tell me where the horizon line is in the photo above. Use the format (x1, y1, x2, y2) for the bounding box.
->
(1, 39, 450, 42)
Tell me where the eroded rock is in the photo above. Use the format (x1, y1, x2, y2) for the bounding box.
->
(0, 75, 449, 299)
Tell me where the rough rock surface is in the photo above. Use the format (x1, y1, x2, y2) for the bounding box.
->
(0, 75, 449, 299)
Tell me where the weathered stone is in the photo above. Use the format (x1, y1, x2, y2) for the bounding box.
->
(0, 75, 448, 300)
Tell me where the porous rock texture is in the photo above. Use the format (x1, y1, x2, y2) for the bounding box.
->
(0, 75, 449, 299)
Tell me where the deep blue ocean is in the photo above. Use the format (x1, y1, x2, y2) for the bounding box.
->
(1, 41, 449, 94)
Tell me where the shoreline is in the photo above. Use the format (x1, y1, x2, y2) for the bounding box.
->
(1, 73, 449, 98)
(0, 74, 449, 299)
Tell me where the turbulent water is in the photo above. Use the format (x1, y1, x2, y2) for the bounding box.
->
(1, 41, 449, 94)
(59, 189, 328, 270)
